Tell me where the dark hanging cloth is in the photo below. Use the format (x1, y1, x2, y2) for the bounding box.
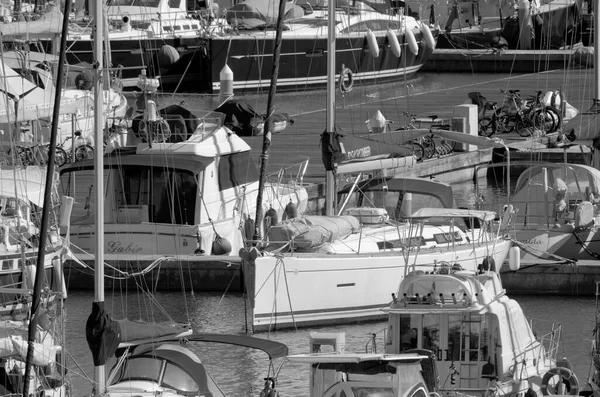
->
(320, 129, 345, 171)
(215, 99, 261, 136)
(86, 301, 122, 366)
(159, 105, 200, 138)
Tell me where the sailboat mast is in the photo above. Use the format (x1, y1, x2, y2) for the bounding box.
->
(23, 0, 72, 393)
(594, 0, 599, 104)
(325, 0, 336, 215)
(252, 0, 287, 241)
(92, 0, 106, 391)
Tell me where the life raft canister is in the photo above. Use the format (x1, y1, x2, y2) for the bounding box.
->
(541, 367, 579, 396)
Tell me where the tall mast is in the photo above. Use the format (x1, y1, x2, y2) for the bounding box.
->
(92, 0, 106, 390)
(22, 0, 72, 394)
(324, 0, 336, 215)
(252, 0, 287, 242)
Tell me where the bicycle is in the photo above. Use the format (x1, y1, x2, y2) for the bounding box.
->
(365, 115, 427, 162)
(494, 89, 535, 137)
(394, 113, 437, 160)
(421, 114, 456, 157)
(54, 132, 95, 166)
(522, 90, 562, 134)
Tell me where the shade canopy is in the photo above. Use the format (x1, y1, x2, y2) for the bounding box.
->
(0, 167, 54, 207)
(0, 61, 78, 123)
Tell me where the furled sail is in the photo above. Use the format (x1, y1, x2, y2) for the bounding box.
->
(86, 301, 191, 366)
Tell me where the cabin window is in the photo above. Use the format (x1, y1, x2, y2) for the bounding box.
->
(351, 387, 394, 397)
(343, 21, 368, 33)
(162, 363, 198, 392)
(168, 0, 181, 7)
(114, 357, 162, 383)
(60, 166, 197, 226)
(217, 152, 259, 191)
(423, 315, 440, 355)
(397, 314, 419, 352)
(145, 168, 197, 225)
(447, 315, 461, 361)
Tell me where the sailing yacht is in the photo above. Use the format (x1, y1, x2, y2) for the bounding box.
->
(239, 0, 512, 333)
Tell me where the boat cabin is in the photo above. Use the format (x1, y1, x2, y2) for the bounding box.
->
(510, 163, 600, 229)
(385, 270, 555, 397)
(59, 126, 259, 229)
(337, 177, 459, 223)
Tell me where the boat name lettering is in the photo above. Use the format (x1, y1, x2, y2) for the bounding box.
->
(107, 241, 143, 253)
(346, 146, 371, 159)
(518, 237, 544, 245)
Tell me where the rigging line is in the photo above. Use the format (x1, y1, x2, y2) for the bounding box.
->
(171, 50, 197, 96)
(267, 256, 285, 336)
(281, 258, 297, 331)
(218, 265, 241, 304)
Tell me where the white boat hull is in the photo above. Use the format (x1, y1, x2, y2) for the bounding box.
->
(248, 238, 513, 331)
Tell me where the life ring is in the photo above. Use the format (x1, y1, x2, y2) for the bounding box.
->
(339, 68, 354, 93)
(541, 367, 579, 396)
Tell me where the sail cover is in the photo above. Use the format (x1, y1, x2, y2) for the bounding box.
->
(86, 301, 192, 366)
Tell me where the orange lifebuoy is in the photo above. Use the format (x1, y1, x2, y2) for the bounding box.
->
(541, 367, 579, 396)
(339, 67, 354, 93)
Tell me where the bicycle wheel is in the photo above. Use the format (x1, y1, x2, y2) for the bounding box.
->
(529, 108, 556, 134)
(545, 106, 562, 133)
(409, 141, 425, 162)
(54, 147, 67, 167)
(516, 118, 535, 137)
(494, 111, 509, 134)
(75, 145, 95, 161)
(421, 136, 436, 159)
(479, 117, 495, 137)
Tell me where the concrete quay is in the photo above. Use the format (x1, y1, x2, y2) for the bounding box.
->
(423, 48, 581, 74)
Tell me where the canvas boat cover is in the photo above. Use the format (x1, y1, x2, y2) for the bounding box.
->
(0, 167, 55, 207)
(267, 215, 360, 251)
(86, 301, 191, 366)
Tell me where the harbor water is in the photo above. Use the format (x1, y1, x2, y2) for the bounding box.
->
(65, 291, 596, 397)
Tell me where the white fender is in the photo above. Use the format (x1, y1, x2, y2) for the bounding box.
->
(52, 256, 67, 299)
(509, 246, 521, 271)
(405, 25, 418, 55)
(366, 29, 379, 58)
(421, 23, 436, 49)
(386, 28, 401, 57)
